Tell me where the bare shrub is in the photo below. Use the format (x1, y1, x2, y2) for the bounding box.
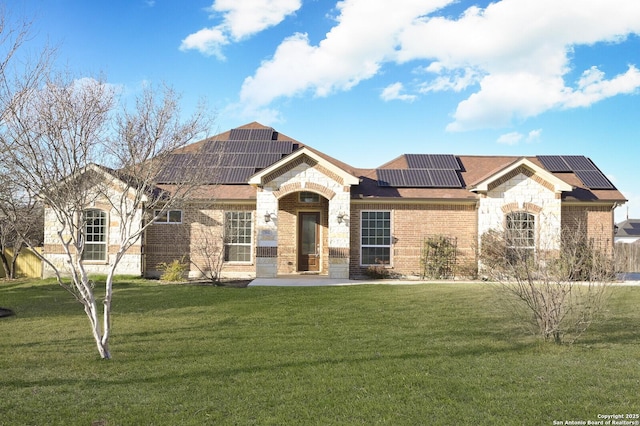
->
(479, 221, 613, 344)
(421, 235, 457, 279)
(189, 225, 226, 284)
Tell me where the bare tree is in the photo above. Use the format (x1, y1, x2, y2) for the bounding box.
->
(0, 10, 50, 279)
(0, 197, 43, 279)
(0, 11, 214, 358)
(479, 219, 614, 344)
(2, 78, 212, 359)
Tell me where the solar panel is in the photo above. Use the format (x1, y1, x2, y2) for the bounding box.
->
(573, 170, 614, 189)
(405, 154, 431, 169)
(202, 140, 219, 152)
(255, 153, 284, 168)
(538, 155, 572, 172)
(403, 169, 432, 187)
(378, 153, 463, 187)
(269, 141, 294, 153)
(219, 167, 255, 184)
(428, 154, 461, 170)
(429, 169, 462, 187)
(405, 154, 460, 170)
(229, 129, 251, 140)
(228, 140, 252, 152)
(377, 169, 463, 187)
(203, 140, 243, 152)
(563, 155, 597, 171)
(248, 128, 275, 141)
(195, 153, 222, 166)
(538, 155, 613, 189)
(225, 153, 258, 167)
(377, 169, 405, 187)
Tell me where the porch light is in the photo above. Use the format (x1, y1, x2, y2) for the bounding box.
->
(337, 212, 346, 223)
(264, 211, 274, 223)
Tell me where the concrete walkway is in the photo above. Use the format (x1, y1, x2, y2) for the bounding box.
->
(248, 274, 640, 287)
(249, 275, 472, 287)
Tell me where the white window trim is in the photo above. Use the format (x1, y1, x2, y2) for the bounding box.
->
(505, 211, 537, 258)
(82, 209, 108, 263)
(360, 210, 393, 267)
(224, 211, 253, 264)
(153, 209, 183, 224)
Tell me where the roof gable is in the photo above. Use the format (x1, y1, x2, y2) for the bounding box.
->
(469, 158, 573, 194)
(248, 147, 360, 186)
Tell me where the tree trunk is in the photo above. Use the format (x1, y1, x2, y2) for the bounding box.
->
(9, 248, 20, 279)
(0, 250, 11, 278)
(84, 299, 111, 359)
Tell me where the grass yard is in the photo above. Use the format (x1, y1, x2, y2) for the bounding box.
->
(1, 278, 639, 425)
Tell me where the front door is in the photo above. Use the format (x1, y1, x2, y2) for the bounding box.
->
(298, 212, 320, 272)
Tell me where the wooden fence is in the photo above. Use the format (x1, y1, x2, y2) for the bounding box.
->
(0, 247, 43, 279)
(614, 243, 640, 273)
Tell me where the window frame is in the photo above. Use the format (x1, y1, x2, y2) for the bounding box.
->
(224, 211, 253, 263)
(505, 211, 536, 261)
(360, 210, 392, 267)
(82, 209, 108, 262)
(299, 191, 320, 203)
(153, 209, 183, 224)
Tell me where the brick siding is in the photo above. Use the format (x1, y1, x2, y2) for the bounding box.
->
(349, 202, 477, 278)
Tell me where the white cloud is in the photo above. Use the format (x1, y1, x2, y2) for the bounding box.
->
(180, 27, 228, 59)
(497, 128, 542, 145)
(235, 0, 640, 131)
(240, 0, 451, 107)
(562, 65, 640, 108)
(419, 66, 480, 93)
(396, 0, 640, 131)
(180, 0, 301, 58)
(381, 82, 416, 102)
(526, 129, 542, 143)
(497, 132, 522, 145)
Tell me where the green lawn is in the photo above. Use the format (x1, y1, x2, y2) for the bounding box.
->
(1, 278, 639, 425)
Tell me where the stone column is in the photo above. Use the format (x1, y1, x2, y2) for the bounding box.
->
(255, 190, 279, 277)
(327, 190, 351, 279)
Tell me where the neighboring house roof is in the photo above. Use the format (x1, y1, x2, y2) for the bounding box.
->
(153, 122, 627, 204)
(615, 219, 640, 238)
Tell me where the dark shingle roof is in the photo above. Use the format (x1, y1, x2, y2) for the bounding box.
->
(616, 219, 640, 237)
(153, 123, 626, 203)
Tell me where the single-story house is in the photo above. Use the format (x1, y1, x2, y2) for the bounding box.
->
(43, 122, 627, 280)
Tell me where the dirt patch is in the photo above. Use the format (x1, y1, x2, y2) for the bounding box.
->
(218, 279, 252, 288)
(179, 279, 252, 288)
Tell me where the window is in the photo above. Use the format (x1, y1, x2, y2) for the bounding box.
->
(154, 209, 182, 224)
(224, 211, 252, 262)
(83, 209, 107, 261)
(299, 191, 320, 203)
(361, 211, 391, 265)
(506, 212, 535, 261)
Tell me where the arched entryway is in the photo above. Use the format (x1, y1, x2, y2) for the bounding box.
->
(249, 148, 358, 279)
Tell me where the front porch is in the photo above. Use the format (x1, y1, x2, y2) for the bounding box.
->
(248, 148, 359, 279)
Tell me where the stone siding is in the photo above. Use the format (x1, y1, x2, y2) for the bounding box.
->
(256, 157, 352, 278)
(478, 171, 562, 251)
(42, 197, 143, 278)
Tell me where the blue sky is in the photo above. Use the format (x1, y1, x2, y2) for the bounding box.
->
(13, 0, 640, 222)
